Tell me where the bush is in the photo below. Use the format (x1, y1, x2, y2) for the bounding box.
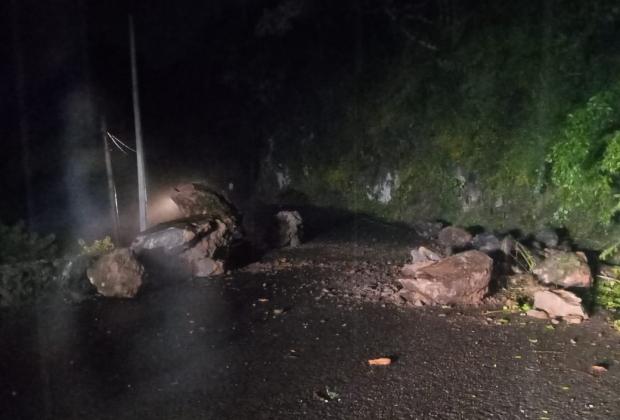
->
(0, 222, 58, 306)
(0, 260, 58, 307)
(549, 85, 620, 226)
(0, 222, 57, 264)
(77, 236, 114, 256)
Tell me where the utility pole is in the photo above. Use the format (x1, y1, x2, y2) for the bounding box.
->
(101, 118, 120, 243)
(129, 14, 148, 231)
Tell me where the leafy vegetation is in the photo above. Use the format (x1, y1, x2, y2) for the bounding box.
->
(0, 221, 57, 264)
(78, 236, 115, 256)
(549, 86, 620, 226)
(0, 222, 58, 306)
(261, 1, 620, 247)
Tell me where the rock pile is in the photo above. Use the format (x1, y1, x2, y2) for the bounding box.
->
(401, 224, 594, 323)
(132, 182, 241, 278)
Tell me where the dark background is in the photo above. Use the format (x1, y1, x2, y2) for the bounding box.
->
(1, 0, 399, 239)
(4, 0, 620, 246)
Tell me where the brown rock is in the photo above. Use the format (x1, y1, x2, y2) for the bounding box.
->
(170, 182, 238, 224)
(533, 250, 592, 288)
(87, 249, 144, 298)
(398, 250, 493, 305)
(533, 289, 587, 321)
(526, 309, 549, 320)
(438, 226, 472, 249)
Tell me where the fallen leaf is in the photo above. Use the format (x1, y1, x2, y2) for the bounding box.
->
(368, 357, 392, 366)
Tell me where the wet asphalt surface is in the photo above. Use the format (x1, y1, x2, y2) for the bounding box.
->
(1, 218, 619, 419)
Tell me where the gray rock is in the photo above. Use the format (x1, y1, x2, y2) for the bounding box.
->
(533, 250, 592, 288)
(87, 249, 144, 298)
(132, 216, 234, 278)
(438, 226, 472, 250)
(534, 228, 559, 248)
(472, 232, 501, 253)
(131, 222, 197, 254)
(274, 210, 303, 247)
(402, 246, 443, 277)
(533, 289, 587, 322)
(410, 246, 442, 264)
(398, 250, 493, 305)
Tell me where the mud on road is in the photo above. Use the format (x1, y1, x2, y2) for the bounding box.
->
(1, 217, 619, 419)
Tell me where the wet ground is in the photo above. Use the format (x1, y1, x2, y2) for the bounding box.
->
(1, 217, 619, 419)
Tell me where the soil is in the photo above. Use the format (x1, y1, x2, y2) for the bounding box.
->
(0, 216, 619, 419)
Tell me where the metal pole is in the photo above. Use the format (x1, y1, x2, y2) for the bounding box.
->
(129, 14, 148, 231)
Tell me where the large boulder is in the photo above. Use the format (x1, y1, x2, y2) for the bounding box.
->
(170, 182, 238, 225)
(398, 250, 493, 305)
(87, 248, 144, 298)
(131, 216, 233, 278)
(274, 210, 303, 247)
(532, 289, 587, 323)
(533, 250, 592, 288)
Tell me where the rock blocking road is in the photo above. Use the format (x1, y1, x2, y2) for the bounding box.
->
(0, 218, 618, 419)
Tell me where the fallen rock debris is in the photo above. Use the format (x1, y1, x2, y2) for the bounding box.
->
(87, 248, 144, 298)
(532, 250, 592, 288)
(398, 250, 492, 306)
(368, 357, 392, 366)
(533, 289, 588, 323)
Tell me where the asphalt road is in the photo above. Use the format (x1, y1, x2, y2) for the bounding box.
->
(1, 219, 619, 419)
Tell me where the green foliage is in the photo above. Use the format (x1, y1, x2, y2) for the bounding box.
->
(600, 240, 620, 262)
(78, 236, 115, 256)
(513, 242, 537, 273)
(0, 222, 57, 264)
(549, 85, 620, 225)
(0, 260, 57, 307)
(595, 267, 620, 330)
